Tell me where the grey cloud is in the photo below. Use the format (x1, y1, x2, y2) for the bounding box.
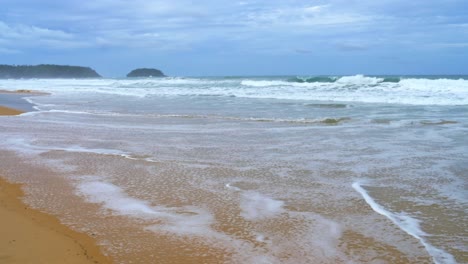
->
(1, 0, 467, 57)
(0, 21, 91, 50)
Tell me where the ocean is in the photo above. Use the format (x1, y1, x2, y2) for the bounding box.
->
(0, 75, 467, 263)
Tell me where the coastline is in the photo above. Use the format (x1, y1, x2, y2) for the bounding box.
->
(0, 177, 112, 264)
(0, 92, 112, 264)
(0, 78, 465, 263)
(0, 89, 47, 113)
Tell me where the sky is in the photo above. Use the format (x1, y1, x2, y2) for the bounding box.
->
(1, 0, 467, 77)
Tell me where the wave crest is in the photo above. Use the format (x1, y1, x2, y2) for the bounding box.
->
(287, 75, 401, 84)
(288, 76, 337, 83)
(2, 75, 467, 105)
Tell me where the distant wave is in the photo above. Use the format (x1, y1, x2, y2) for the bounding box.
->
(382, 77, 401, 83)
(2, 75, 468, 105)
(243, 75, 399, 87)
(288, 76, 338, 83)
(304, 103, 348, 108)
(287, 75, 401, 84)
(239, 75, 468, 105)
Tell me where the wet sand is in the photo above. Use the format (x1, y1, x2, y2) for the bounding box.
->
(0, 177, 112, 264)
(0, 89, 46, 112)
(0, 90, 27, 115)
(0, 105, 23, 116)
(1, 84, 464, 263)
(0, 93, 112, 263)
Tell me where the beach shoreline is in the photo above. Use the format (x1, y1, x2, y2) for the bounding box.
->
(0, 78, 465, 263)
(0, 93, 112, 264)
(0, 105, 23, 116)
(0, 177, 112, 264)
(0, 89, 46, 113)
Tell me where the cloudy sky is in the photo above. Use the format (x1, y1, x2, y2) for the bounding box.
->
(1, 0, 467, 76)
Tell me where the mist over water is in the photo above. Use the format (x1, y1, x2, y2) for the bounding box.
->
(0, 75, 467, 263)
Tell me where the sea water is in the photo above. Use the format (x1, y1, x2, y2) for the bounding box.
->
(0, 75, 466, 263)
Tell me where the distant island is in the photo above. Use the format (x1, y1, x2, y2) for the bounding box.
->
(0, 64, 101, 79)
(127, 68, 166, 77)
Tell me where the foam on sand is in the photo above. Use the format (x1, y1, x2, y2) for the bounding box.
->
(77, 179, 287, 263)
(77, 179, 218, 236)
(225, 182, 285, 221)
(352, 182, 456, 264)
(77, 178, 350, 263)
(240, 191, 285, 220)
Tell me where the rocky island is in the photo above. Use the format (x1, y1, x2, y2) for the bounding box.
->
(0, 64, 101, 79)
(127, 68, 166, 77)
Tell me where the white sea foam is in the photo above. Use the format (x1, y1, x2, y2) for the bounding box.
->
(0, 137, 140, 162)
(335, 74, 383, 85)
(77, 179, 217, 236)
(1, 76, 467, 105)
(26, 109, 102, 116)
(240, 191, 284, 220)
(17, 106, 352, 126)
(240, 80, 294, 87)
(23, 97, 45, 111)
(226, 183, 286, 220)
(302, 213, 344, 260)
(241, 76, 468, 105)
(352, 182, 456, 264)
(225, 182, 242, 191)
(0, 138, 45, 155)
(76, 179, 292, 263)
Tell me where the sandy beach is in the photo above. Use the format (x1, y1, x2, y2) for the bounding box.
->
(0, 178, 112, 264)
(0, 105, 23, 116)
(0, 94, 112, 264)
(0, 89, 46, 113)
(0, 78, 466, 263)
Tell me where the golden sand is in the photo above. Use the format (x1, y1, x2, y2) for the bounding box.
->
(0, 101, 111, 263)
(0, 106, 23, 116)
(0, 177, 112, 264)
(0, 89, 38, 115)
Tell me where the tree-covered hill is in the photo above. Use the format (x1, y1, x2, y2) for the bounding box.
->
(127, 68, 165, 77)
(0, 64, 101, 79)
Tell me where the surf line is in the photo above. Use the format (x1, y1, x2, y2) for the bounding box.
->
(352, 182, 456, 264)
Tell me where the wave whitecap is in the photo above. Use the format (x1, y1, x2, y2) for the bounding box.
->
(287, 75, 401, 84)
(2, 75, 468, 105)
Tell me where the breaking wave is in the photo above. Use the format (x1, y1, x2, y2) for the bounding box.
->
(1, 75, 467, 105)
(288, 76, 338, 83)
(287, 75, 402, 84)
(239, 75, 468, 105)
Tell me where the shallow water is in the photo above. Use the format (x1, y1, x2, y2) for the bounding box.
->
(0, 76, 467, 263)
